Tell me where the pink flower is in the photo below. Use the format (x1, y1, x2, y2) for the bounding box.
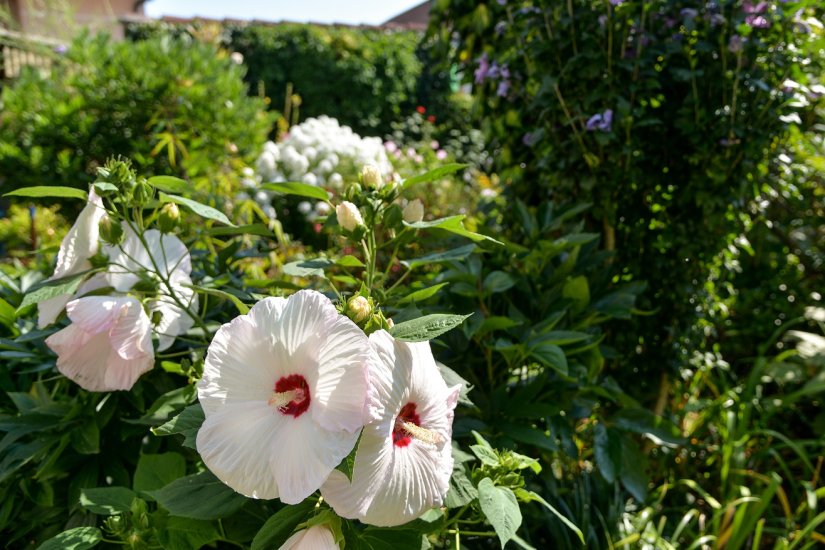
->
(321, 331, 460, 526)
(279, 525, 338, 549)
(45, 296, 154, 392)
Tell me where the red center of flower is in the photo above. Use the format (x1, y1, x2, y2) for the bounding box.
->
(392, 402, 421, 447)
(273, 374, 311, 417)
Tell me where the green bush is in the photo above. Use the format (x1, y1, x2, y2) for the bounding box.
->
(0, 33, 273, 198)
(429, 0, 825, 383)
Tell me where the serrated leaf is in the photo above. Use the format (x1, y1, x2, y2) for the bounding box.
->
(79, 486, 137, 515)
(478, 478, 522, 548)
(159, 192, 234, 226)
(36, 526, 102, 550)
(148, 175, 188, 193)
(5, 186, 88, 200)
(134, 453, 186, 493)
(402, 163, 467, 189)
(470, 444, 499, 466)
(402, 244, 477, 270)
(444, 466, 477, 508)
(390, 313, 471, 342)
(149, 471, 247, 520)
(251, 500, 315, 550)
(152, 404, 204, 449)
(261, 181, 331, 202)
(397, 283, 448, 304)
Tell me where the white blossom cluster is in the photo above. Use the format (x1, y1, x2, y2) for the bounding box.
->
(244, 116, 394, 220)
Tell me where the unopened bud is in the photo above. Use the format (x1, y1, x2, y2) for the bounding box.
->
(402, 199, 424, 223)
(132, 179, 154, 206)
(347, 296, 371, 324)
(158, 203, 180, 232)
(360, 165, 383, 189)
(336, 201, 363, 231)
(98, 216, 124, 245)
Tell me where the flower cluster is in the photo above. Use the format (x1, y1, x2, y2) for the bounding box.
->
(474, 53, 511, 97)
(40, 178, 197, 392)
(196, 290, 461, 525)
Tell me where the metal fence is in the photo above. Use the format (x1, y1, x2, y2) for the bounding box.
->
(0, 28, 63, 80)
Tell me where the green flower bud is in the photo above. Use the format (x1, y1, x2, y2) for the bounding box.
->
(98, 216, 124, 245)
(360, 165, 383, 189)
(158, 202, 180, 233)
(346, 295, 371, 324)
(131, 179, 154, 206)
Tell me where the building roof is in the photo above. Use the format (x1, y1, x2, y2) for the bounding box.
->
(382, 1, 432, 30)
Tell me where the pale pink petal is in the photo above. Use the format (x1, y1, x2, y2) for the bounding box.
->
(273, 412, 360, 504)
(65, 296, 124, 334)
(197, 401, 284, 500)
(280, 525, 338, 550)
(37, 295, 73, 329)
(108, 298, 153, 360)
(102, 349, 154, 391)
(47, 329, 113, 392)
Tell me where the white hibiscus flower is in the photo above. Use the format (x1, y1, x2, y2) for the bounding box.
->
(321, 330, 461, 526)
(105, 225, 198, 351)
(279, 524, 338, 550)
(45, 295, 154, 391)
(38, 189, 107, 328)
(196, 290, 373, 504)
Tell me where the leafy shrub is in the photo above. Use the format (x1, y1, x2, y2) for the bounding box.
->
(0, 33, 273, 198)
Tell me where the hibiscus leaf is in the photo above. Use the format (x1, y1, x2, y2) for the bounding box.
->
(188, 284, 250, 315)
(390, 313, 472, 343)
(36, 526, 102, 550)
(152, 404, 204, 450)
(134, 453, 186, 494)
(283, 259, 333, 278)
(261, 181, 331, 203)
(149, 471, 247, 520)
(4, 186, 88, 200)
(147, 175, 188, 193)
(477, 478, 522, 548)
(128, 385, 197, 426)
(156, 517, 220, 550)
(444, 465, 477, 508)
(79, 486, 137, 515)
(404, 215, 502, 245)
(159, 192, 234, 227)
(401, 244, 476, 270)
(513, 488, 584, 544)
(251, 500, 316, 550)
(353, 527, 430, 550)
(401, 163, 467, 190)
(397, 283, 449, 304)
(16, 270, 95, 313)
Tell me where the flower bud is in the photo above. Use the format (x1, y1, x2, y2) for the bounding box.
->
(158, 203, 180, 233)
(360, 165, 383, 189)
(347, 295, 371, 324)
(336, 201, 363, 231)
(402, 199, 424, 223)
(98, 216, 124, 245)
(131, 179, 154, 206)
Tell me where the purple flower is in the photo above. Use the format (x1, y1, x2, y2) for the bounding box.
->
(746, 14, 769, 28)
(474, 53, 490, 84)
(496, 0, 507, 5)
(495, 21, 508, 36)
(53, 44, 68, 54)
(793, 10, 811, 33)
(610, 0, 624, 5)
(743, 1, 767, 14)
(585, 109, 613, 132)
(488, 62, 501, 79)
(496, 80, 510, 97)
(681, 8, 699, 19)
(728, 34, 744, 53)
(709, 13, 726, 26)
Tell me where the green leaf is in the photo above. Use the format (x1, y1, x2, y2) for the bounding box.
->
(402, 244, 476, 270)
(159, 192, 234, 226)
(477, 478, 522, 548)
(470, 444, 499, 467)
(444, 465, 477, 508)
(261, 181, 331, 202)
(402, 163, 467, 189)
(17, 270, 93, 312)
(207, 223, 273, 238)
(538, 331, 592, 346)
(131, 385, 197, 426)
(134, 453, 186, 493)
(562, 276, 590, 313)
(188, 284, 249, 315)
(390, 313, 472, 342)
(483, 271, 516, 294)
(353, 527, 430, 550)
(619, 436, 648, 501)
(529, 342, 568, 376)
(70, 419, 100, 455)
(36, 526, 102, 550)
(514, 489, 584, 544)
(397, 283, 448, 304)
(283, 259, 333, 278)
(149, 471, 247, 520)
(152, 404, 205, 450)
(0, 297, 16, 328)
(157, 516, 220, 550)
(594, 424, 622, 483)
(79, 486, 137, 515)
(405, 215, 502, 244)
(251, 500, 316, 550)
(337, 255, 365, 268)
(148, 175, 188, 193)
(5, 186, 88, 200)
(611, 408, 685, 446)
(92, 182, 118, 194)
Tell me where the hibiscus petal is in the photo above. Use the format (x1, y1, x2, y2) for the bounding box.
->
(106, 227, 191, 291)
(280, 525, 338, 550)
(65, 296, 123, 335)
(107, 297, 153, 360)
(47, 329, 113, 392)
(276, 290, 338, 355)
(197, 401, 283, 500)
(152, 272, 198, 352)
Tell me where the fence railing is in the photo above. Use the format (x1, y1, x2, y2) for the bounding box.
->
(0, 28, 64, 80)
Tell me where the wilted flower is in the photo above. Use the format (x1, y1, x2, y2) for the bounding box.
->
(279, 525, 338, 550)
(336, 201, 363, 231)
(46, 296, 154, 392)
(38, 189, 106, 328)
(196, 291, 373, 503)
(321, 331, 460, 526)
(403, 199, 424, 223)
